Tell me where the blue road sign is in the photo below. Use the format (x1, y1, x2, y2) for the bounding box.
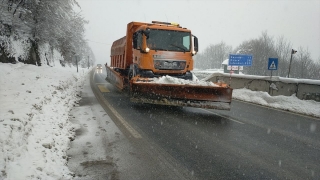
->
(229, 54, 253, 66)
(268, 58, 278, 70)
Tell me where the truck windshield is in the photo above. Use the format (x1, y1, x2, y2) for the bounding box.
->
(146, 29, 191, 52)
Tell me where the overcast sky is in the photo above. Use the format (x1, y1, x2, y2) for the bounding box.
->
(76, 0, 320, 65)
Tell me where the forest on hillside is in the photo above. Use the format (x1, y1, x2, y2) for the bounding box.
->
(0, 0, 94, 67)
(195, 32, 320, 80)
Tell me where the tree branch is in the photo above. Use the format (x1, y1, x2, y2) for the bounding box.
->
(13, 0, 24, 16)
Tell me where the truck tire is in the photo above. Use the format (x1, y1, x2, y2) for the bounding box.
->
(128, 69, 134, 96)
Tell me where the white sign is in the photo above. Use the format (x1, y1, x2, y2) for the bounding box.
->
(269, 61, 276, 70)
(227, 66, 243, 70)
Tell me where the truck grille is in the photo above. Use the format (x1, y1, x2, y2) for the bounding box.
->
(154, 59, 186, 70)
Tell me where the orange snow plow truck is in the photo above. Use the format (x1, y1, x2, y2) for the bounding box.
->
(105, 21, 233, 110)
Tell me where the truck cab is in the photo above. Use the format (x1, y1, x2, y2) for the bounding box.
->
(130, 21, 198, 80)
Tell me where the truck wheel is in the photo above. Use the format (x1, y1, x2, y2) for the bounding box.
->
(128, 69, 134, 96)
(128, 69, 134, 80)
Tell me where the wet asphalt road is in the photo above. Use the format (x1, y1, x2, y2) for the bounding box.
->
(93, 69, 320, 180)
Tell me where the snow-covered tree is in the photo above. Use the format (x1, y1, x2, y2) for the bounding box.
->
(0, 0, 92, 67)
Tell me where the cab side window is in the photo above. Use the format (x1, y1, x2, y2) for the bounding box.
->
(133, 31, 142, 50)
(183, 36, 190, 50)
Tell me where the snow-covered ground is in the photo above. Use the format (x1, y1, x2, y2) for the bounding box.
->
(0, 63, 90, 180)
(233, 88, 320, 118)
(0, 64, 319, 180)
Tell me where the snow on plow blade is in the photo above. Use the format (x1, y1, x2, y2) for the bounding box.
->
(130, 78, 233, 110)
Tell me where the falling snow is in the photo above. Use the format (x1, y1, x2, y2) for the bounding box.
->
(1, 63, 319, 179)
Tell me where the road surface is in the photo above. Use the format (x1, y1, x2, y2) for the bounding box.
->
(68, 68, 320, 180)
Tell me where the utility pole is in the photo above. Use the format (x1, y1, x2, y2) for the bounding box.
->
(88, 56, 89, 69)
(76, 56, 78, 73)
(287, 49, 297, 78)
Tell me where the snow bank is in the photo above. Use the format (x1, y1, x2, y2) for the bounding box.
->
(0, 63, 90, 179)
(233, 88, 320, 118)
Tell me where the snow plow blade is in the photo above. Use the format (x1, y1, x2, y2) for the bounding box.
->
(105, 66, 126, 90)
(130, 78, 233, 110)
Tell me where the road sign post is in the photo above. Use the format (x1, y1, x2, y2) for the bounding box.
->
(268, 58, 278, 78)
(88, 56, 90, 69)
(76, 56, 78, 73)
(268, 58, 278, 95)
(288, 49, 297, 78)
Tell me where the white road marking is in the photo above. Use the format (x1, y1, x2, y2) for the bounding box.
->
(201, 109, 245, 125)
(101, 91, 142, 139)
(93, 70, 142, 139)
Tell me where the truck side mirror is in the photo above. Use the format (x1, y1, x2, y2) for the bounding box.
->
(133, 33, 138, 49)
(143, 29, 150, 39)
(141, 34, 149, 53)
(194, 36, 198, 52)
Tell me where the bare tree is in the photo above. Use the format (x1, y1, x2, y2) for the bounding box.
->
(306, 58, 320, 79)
(275, 35, 292, 77)
(196, 31, 320, 80)
(295, 47, 311, 78)
(289, 47, 320, 79)
(234, 31, 277, 75)
(194, 41, 232, 69)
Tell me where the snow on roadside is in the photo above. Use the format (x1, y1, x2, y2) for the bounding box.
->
(233, 88, 320, 118)
(0, 64, 319, 180)
(0, 62, 90, 180)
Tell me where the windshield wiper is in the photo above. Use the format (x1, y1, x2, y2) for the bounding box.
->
(170, 44, 186, 53)
(153, 48, 168, 51)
